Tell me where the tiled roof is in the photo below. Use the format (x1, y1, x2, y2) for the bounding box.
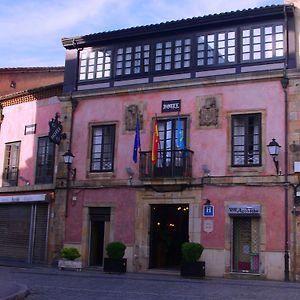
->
(62, 4, 293, 48)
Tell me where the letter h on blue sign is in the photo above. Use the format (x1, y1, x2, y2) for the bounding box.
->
(203, 205, 214, 217)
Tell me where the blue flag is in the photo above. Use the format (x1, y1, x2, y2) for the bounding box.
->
(176, 114, 185, 150)
(133, 117, 141, 163)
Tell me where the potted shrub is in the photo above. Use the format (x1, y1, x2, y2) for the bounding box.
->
(180, 242, 205, 278)
(58, 247, 82, 271)
(103, 241, 127, 273)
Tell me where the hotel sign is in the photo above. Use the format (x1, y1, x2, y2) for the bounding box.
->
(161, 100, 181, 113)
(227, 204, 261, 216)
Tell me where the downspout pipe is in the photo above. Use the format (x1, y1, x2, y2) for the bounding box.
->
(282, 4, 290, 282)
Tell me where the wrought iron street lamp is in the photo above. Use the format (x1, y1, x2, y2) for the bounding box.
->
(267, 138, 281, 175)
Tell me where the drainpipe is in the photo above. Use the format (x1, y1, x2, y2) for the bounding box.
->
(282, 4, 290, 281)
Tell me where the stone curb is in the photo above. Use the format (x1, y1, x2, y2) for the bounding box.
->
(1, 283, 30, 300)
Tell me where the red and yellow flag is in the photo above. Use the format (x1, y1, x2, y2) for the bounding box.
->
(151, 118, 159, 165)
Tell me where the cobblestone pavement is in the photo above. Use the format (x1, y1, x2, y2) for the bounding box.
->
(1, 266, 300, 300)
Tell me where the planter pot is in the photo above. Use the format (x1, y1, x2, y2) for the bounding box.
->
(180, 261, 205, 278)
(58, 259, 82, 271)
(103, 258, 127, 273)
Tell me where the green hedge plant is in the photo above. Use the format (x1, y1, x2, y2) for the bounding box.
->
(106, 241, 126, 259)
(181, 242, 204, 262)
(60, 247, 81, 261)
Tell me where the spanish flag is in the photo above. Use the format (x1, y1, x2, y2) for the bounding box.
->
(151, 118, 159, 165)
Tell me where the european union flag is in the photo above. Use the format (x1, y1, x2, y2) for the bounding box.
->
(133, 117, 141, 163)
(176, 114, 185, 150)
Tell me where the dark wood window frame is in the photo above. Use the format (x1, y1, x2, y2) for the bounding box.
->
(241, 23, 284, 62)
(231, 113, 262, 167)
(90, 124, 116, 172)
(35, 136, 55, 184)
(77, 22, 286, 83)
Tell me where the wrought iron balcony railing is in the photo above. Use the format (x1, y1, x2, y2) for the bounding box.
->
(2, 166, 19, 186)
(139, 149, 193, 179)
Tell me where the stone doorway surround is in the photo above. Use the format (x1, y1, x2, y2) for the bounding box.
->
(134, 189, 201, 272)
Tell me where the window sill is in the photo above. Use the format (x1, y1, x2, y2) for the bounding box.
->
(86, 171, 114, 180)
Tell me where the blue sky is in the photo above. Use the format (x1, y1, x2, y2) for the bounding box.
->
(0, 0, 283, 68)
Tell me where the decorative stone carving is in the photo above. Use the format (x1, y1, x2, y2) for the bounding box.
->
(199, 97, 219, 127)
(125, 104, 143, 131)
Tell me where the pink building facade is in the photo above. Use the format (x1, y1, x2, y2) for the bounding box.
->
(58, 3, 298, 280)
(0, 83, 64, 265)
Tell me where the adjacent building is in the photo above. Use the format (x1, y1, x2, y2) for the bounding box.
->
(0, 68, 64, 265)
(59, 3, 297, 281)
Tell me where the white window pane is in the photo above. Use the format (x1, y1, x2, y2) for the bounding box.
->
(265, 51, 272, 58)
(276, 33, 283, 41)
(228, 40, 235, 47)
(117, 48, 123, 54)
(276, 25, 283, 33)
(104, 70, 110, 77)
(175, 40, 182, 46)
(80, 66, 86, 73)
(165, 49, 171, 55)
(265, 43, 273, 50)
(253, 28, 261, 35)
(264, 27, 272, 34)
(243, 45, 250, 52)
(265, 35, 272, 42)
(144, 45, 150, 51)
(276, 41, 283, 49)
(166, 41, 172, 48)
(79, 74, 86, 80)
(243, 37, 250, 45)
(184, 61, 190, 67)
(254, 36, 261, 43)
(198, 36, 205, 43)
(276, 49, 284, 56)
(243, 53, 250, 60)
(218, 41, 225, 48)
(90, 52, 95, 58)
(81, 52, 88, 59)
(218, 33, 225, 40)
(88, 73, 94, 79)
(208, 35, 214, 42)
(198, 59, 204, 65)
(254, 44, 261, 51)
(165, 63, 171, 70)
(243, 30, 250, 37)
(88, 66, 94, 72)
(96, 72, 103, 78)
(185, 39, 191, 45)
(228, 55, 235, 62)
(175, 62, 181, 69)
(228, 32, 235, 39)
(156, 43, 162, 49)
(228, 47, 235, 54)
(156, 50, 162, 56)
(254, 52, 261, 59)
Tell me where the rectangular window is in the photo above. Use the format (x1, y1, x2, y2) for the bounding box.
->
(155, 38, 191, 71)
(79, 49, 112, 81)
(232, 114, 261, 167)
(241, 24, 284, 61)
(197, 31, 236, 66)
(90, 125, 115, 172)
(116, 44, 150, 76)
(35, 137, 55, 184)
(3, 142, 20, 186)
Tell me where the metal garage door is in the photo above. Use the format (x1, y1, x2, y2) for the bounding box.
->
(0, 203, 49, 264)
